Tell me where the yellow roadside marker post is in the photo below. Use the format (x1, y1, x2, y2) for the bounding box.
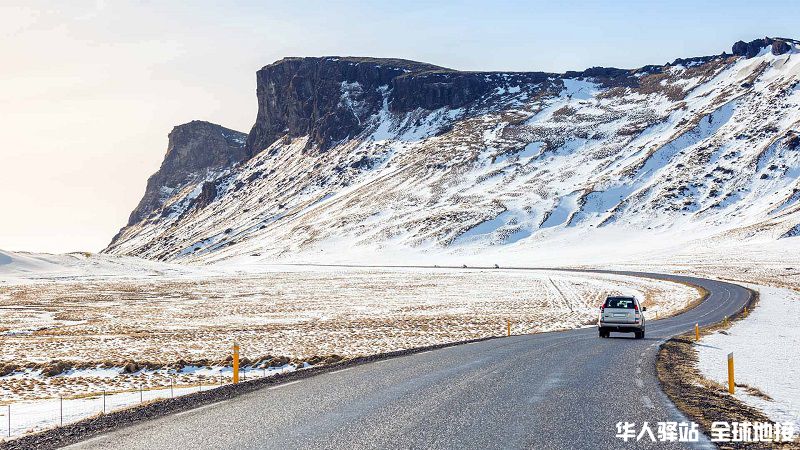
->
(695, 323, 700, 341)
(233, 342, 240, 384)
(727, 352, 735, 394)
(507, 320, 511, 336)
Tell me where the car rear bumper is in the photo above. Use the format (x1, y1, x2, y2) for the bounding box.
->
(598, 322, 643, 332)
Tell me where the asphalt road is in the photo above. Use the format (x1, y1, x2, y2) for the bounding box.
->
(68, 270, 751, 449)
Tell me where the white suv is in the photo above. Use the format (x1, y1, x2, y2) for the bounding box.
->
(598, 296, 646, 339)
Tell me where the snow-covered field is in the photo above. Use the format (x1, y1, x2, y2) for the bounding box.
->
(0, 381, 222, 438)
(0, 251, 705, 439)
(3, 243, 800, 439)
(0, 250, 192, 283)
(619, 241, 800, 429)
(696, 284, 800, 429)
(0, 262, 697, 403)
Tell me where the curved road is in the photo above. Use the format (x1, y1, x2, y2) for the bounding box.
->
(68, 269, 750, 449)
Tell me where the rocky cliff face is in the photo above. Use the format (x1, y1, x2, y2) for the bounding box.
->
(244, 57, 445, 157)
(107, 38, 800, 262)
(244, 57, 584, 157)
(126, 121, 247, 226)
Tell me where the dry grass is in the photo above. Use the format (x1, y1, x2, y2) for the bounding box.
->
(0, 268, 697, 400)
(656, 338, 788, 449)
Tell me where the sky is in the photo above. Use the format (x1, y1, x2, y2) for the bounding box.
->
(2, 0, 799, 253)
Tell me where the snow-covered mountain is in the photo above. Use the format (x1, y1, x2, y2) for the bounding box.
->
(104, 37, 800, 264)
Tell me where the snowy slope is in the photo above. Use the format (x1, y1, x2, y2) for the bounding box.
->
(697, 285, 800, 429)
(0, 249, 193, 283)
(104, 42, 800, 264)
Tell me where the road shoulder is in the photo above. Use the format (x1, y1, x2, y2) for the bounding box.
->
(656, 288, 798, 449)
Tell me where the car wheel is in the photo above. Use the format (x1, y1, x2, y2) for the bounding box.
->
(635, 331, 644, 339)
(598, 329, 604, 338)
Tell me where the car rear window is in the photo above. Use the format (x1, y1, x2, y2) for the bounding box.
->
(605, 297, 636, 309)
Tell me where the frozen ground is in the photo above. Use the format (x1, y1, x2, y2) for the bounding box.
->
(0, 382, 220, 438)
(696, 284, 800, 429)
(0, 362, 296, 438)
(3, 242, 799, 439)
(0, 253, 702, 439)
(0, 263, 697, 403)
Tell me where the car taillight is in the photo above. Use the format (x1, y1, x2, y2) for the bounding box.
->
(634, 304, 639, 311)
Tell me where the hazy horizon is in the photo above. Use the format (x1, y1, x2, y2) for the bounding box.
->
(2, 0, 799, 253)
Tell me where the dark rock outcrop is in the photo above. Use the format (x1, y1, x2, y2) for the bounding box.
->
(732, 37, 775, 58)
(244, 57, 447, 157)
(772, 40, 792, 55)
(732, 40, 749, 57)
(786, 132, 800, 150)
(127, 121, 246, 225)
(390, 71, 492, 112)
(732, 37, 793, 58)
(565, 66, 630, 79)
(193, 181, 218, 210)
